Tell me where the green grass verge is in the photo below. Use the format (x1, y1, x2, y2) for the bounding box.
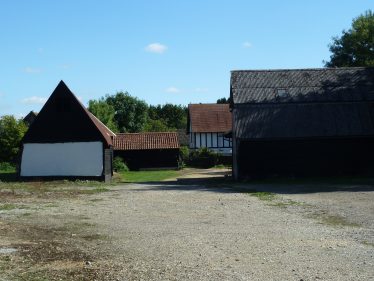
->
(120, 170, 181, 183)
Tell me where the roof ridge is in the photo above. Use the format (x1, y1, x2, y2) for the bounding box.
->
(231, 67, 374, 73)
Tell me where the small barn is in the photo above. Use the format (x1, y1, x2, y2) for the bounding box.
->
(187, 104, 232, 155)
(231, 67, 374, 179)
(20, 81, 116, 182)
(113, 132, 180, 170)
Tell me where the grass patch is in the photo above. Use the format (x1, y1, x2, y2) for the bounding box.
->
(0, 203, 28, 211)
(246, 191, 276, 201)
(77, 187, 110, 194)
(270, 199, 304, 208)
(120, 170, 181, 183)
(309, 213, 360, 228)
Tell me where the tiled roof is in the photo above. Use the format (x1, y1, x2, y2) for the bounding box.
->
(113, 132, 180, 150)
(188, 104, 232, 133)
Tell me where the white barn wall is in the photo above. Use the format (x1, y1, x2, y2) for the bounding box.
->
(21, 142, 103, 176)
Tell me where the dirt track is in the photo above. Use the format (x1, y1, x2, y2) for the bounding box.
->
(0, 170, 373, 280)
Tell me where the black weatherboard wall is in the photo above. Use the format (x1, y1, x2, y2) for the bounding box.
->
(114, 149, 180, 170)
(230, 67, 374, 179)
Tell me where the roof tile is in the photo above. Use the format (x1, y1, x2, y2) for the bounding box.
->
(113, 132, 180, 150)
(188, 104, 232, 133)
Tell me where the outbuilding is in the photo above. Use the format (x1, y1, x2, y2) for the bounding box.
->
(187, 104, 232, 156)
(231, 67, 374, 179)
(113, 132, 180, 170)
(20, 81, 115, 182)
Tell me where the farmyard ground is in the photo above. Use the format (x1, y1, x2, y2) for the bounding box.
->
(0, 169, 373, 280)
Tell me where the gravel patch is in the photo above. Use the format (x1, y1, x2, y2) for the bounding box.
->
(1, 171, 373, 280)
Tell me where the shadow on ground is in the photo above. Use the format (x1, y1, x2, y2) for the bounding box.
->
(126, 170, 374, 194)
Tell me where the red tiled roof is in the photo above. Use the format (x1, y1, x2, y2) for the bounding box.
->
(188, 104, 232, 133)
(113, 132, 180, 150)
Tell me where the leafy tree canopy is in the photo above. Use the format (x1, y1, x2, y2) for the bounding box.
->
(148, 104, 187, 130)
(0, 115, 28, 163)
(217, 97, 232, 104)
(325, 10, 374, 67)
(88, 97, 118, 132)
(89, 94, 188, 133)
(105, 92, 148, 133)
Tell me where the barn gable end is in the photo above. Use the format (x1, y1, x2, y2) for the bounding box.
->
(20, 81, 115, 181)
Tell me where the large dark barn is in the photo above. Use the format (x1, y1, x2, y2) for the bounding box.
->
(230, 67, 374, 179)
(113, 132, 180, 170)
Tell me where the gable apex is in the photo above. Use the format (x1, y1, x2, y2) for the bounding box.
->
(22, 81, 115, 146)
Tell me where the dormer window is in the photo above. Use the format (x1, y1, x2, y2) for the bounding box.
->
(276, 88, 289, 98)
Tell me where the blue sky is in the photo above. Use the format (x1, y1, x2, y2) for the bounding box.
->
(0, 0, 372, 117)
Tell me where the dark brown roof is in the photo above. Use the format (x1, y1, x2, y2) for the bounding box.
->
(231, 67, 374, 139)
(188, 104, 232, 133)
(231, 67, 374, 104)
(86, 111, 116, 146)
(113, 132, 180, 150)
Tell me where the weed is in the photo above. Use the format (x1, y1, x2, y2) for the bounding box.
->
(246, 191, 276, 201)
(271, 199, 303, 208)
(361, 240, 374, 247)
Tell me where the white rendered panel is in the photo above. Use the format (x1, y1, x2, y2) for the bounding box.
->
(212, 133, 218, 147)
(218, 134, 224, 147)
(196, 133, 201, 148)
(206, 133, 211, 148)
(21, 142, 103, 176)
(201, 133, 206, 148)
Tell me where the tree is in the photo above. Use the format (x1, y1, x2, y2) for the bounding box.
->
(88, 98, 118, 132)
(148, 104, 187, 130)
(106, 92, 148, 133)
(325, 10, 374, 67)
(0, 115, 28, 163)
(144, 118, 170, 132)
(217, 97, 232, 104)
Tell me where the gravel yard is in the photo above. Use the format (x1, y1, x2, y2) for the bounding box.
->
(0, 170, 373, 280)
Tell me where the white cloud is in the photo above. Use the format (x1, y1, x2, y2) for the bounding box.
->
(165, 87, 180, 93)
(21, 96, 47, 105)
(242, 41, 252, 48)
(194, 88, 209, 93)
(23, 67, 41, 74)
(59, 64, 71, 70)
(145, 43, 168, 54)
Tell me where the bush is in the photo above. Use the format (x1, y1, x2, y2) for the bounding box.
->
(113, 156, 129, 172)
(0, 162, 15, 172)
(179, 146, 189, 168)
(188, 147, 219, 168)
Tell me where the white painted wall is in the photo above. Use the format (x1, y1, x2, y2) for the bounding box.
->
(21, 142, 103, 176)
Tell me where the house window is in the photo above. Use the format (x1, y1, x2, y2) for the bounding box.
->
(276, 88, 289, 98)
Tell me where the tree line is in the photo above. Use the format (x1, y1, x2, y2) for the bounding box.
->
(88, 92, 188, 133)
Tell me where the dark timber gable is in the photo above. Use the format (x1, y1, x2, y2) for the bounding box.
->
(22, 81, 113, 147)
